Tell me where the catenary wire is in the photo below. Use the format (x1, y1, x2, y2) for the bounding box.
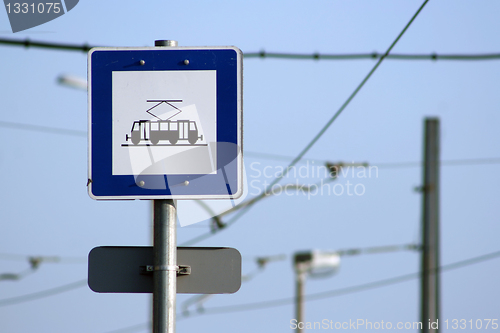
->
(234, 0, 429, 201)
(0, 244, 414, 307)
(104, 248, 500, 333)
(0, 268, 36, 282)
(2, 118, 499, 246)
(0, 0, 492, 292)
(104, 323, 150, 333)
(0, 254, 87, 282)
(244, 151, 500, 168)
(0, 279, 87, 307)
(0, 120, 86, 137)
(1, 118, 498, 247)
(0, 4, 494, 332)
(1, 120, 499, 170)
(183, 156, 500, 245)
(0, 253, 87, 263)
(180, 253, 287, 318)
(182, 174, 344, 245)
(1, 37, 500, 61)
(193, 248, 500, 316)
(181, 0, 430, 244)
(0, 254, 86, 282)
(244, 51, 500, 61)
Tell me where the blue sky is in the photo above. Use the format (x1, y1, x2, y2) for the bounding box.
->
(1, 1, 499, 332)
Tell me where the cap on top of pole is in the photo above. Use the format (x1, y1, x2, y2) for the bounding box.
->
(155, 40, 178, 47)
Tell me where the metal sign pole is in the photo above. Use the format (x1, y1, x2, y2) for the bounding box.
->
(152, 40, 179, 333)
(88, 39, 243, 333)
(153, 199, 177, 333)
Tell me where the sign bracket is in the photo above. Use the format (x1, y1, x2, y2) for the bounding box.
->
(140, 265, 191, 276)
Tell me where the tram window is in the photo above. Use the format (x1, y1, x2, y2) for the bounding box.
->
(189, 122, 197, 131)
(132, 122, 140, 131)
(160, 122, 167, 131)
(179, 122, 184, 139)
(150, 122, 159, 131)
(170, 122, 177, 131)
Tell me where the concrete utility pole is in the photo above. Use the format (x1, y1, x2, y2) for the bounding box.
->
(294, 262, 307, 332)
(293, 251, 341, 332)
(420, 118, 440, 333)
(153, 40, 178, 333)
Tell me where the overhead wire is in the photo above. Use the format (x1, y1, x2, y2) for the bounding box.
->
(3, 117, 497, 246)
(104, 248, 500, 333)
(104, 323, 150, 333)
(217, 162, 361, 218)
(0, 254, 87, 282)
(181, 0, 430, 245)
(335, 243, 420, 257)
(193, 248, 500, 316)
(0, 119, 498, 169)
(1, 118, 499, 246)
(0, 0, 492, 247)
(181, 253, 287, 317)
(0, 243, 414, 307)
(245, 152, 500, 168)
(0, 252, 286, 309)
(201, 248, 500, 314)
(1, 37, 500, 62)
(0, 253, 87, 264)
(0, 120, 86, 137)
(179, 204, 252, 246)
(0, 3, 496, 332)
(0, 268, 36, 282)
(179, 165, 347, 245)
(190, 162, 351, 221)
(182, 154, 500, 245)
(0, 279, 87, 307)
(236, 0, 429, 201)
(0, 3, 491, 319)
(244, 51, 500, 61)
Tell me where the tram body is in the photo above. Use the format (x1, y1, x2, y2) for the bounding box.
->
(127, 119, 202, 145)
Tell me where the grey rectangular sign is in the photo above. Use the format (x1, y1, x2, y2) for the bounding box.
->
(88, 246, 241, 294)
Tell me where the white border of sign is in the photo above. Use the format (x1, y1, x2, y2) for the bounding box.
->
(88, 46, 243, 200)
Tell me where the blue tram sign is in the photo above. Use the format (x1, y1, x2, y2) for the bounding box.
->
(88, 47, 243, 200)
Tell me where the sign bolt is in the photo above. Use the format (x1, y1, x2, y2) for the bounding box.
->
(183, 59, 190, 65)
(139, 60, 145, 66)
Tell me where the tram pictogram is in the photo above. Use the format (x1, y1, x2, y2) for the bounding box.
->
(122, 99, 204, 147)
